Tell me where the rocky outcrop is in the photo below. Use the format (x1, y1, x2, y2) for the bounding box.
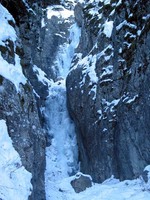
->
(66, 0, 150, 182)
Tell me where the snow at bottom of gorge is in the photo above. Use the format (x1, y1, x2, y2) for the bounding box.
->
(46, 173, 150, 200)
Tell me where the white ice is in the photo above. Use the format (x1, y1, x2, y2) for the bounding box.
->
(54, 23, 81, 78)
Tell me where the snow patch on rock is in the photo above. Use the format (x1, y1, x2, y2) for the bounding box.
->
(0, 120, 32, 200)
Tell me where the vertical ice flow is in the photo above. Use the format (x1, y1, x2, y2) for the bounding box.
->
(44, 10, 81, 199)
(54, 23, 81, 78)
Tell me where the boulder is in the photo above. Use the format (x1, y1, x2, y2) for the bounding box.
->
(71, 173, 92, 193)
(142, 166, 150, 183)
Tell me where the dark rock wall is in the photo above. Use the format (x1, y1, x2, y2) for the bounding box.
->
(66, 0, 150, 182)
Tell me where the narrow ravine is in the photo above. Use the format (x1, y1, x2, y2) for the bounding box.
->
(43, 5, 81, 200)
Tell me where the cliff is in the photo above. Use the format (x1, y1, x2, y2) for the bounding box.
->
(66, 0, 150, 182)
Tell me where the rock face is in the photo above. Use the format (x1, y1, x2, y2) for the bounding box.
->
(0, 79, 46, 200)
(0, 1, 46, 199)
(66, 0, 150, 182)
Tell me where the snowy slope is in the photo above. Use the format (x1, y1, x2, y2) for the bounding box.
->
(44, 173, 150, 200)
(65, 176, 150, 200)
(0, 120, 32, 200)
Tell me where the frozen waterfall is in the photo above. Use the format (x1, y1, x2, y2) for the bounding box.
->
(44, 6, 81, 200)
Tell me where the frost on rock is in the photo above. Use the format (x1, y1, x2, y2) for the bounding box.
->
(0, 120, 32, 200)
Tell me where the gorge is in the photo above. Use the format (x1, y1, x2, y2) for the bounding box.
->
(0, 0, 150, 199)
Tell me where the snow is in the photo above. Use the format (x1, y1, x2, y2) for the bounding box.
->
(102, 98, 120, 113)
(0, 4, 26, 92)
(1, 1, 150, 200)
(100, 78, 113, 84)
(142, 14, 150, 21)
(104, 0, 111, 5)
(137, 30, 142, 36)
(0, 4, 16, 46)
(88, 55, 98, 84)
(97, 44, 113, 59)
(90, 84, 97, 100)
(47, 5, 73, 19)
(103, 21, 114, 38)
(88, 7, 99, 16)
(80, 55, 98, 85)
(116, 0, 122, 6)
(116, 20, 137, 31)
(77, 54, 98, 87)
(0, 54, 26, 92)
(33, 65, 52, 86)
(41, 18, 46, 28)
(144, 165, 150, 172)
(97, 109, 102, 119)
(123, 94, 138, 104)
(44, 174, 150, 200)
(0, 120, 32, 200)
(100, 65, 113, 78)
